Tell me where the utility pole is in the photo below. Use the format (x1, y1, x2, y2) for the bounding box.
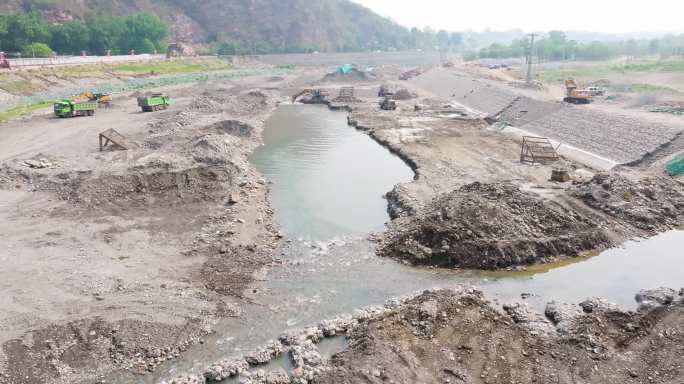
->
(526, 33, 537, 84)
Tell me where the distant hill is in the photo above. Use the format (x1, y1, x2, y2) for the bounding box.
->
(0, 0, 416, 53)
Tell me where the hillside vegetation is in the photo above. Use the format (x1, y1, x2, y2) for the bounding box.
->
(0, 0, 458, 54)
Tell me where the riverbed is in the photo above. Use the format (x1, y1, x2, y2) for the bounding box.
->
(136, 104, 683, 382)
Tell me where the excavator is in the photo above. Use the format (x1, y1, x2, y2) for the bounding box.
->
(291, 89, 328, 104)
(74, 91, 113, 107)
(563, 79, 592, 104)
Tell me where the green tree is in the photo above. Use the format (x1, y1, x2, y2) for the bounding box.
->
(50, 20, 89, 55)
(121, 13, 168, 53)
(4, 12, 49, 52)
(22, 42, 53, 57)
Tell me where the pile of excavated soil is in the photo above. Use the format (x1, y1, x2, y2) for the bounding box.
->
(322, 68, 376, 83)
(313, 288, 684, 384)
(379, 182, 612, 269)
(573, 172, 684, 232)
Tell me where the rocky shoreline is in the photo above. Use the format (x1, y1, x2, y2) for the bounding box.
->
(163, 285, 684, 384)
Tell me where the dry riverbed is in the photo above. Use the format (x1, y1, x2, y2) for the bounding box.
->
(0, 73, 297, 383)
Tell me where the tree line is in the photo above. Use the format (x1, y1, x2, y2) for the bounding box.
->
(211, 27, 464, 55)
(472, 31, 684, 61)
(0, 12, 168, 57)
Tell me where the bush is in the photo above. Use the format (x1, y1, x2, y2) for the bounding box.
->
(22, 42, 53, 57)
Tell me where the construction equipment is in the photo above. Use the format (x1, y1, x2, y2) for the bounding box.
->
(379, 96, 396, 111)
(0, 52, 9, 69)
(563, 79, 592, 104)
(520, 136, 560, 164)
(334, 87, 358, 103)
(291, 89, 328, 104)
(75, 91, 112, 107)
(99, 128, 138, 151)
(137, 93, 170, 112)
(378, 85, 394, 97)
(54, 99, 97, 118)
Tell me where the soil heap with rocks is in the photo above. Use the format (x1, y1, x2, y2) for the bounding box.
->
(573, 172, 683, 232)
(314, 288, 684, 384)
(379, 182, 612, 269)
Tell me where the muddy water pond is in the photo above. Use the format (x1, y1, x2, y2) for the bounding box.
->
(250, 104, 414, 240)
(134, 105, 683, 382)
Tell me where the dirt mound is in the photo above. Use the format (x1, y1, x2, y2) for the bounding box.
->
(1, 316, 213, 384)
(573, 172, 684, 232)
(43, 166, 235, 209)
(313, 288, 684, 384)
(212, 119, 255, 137)
(322, 68, 376, 83)
(379, 182, 612, 269)
(222, 90, 271, 116)
(190, 133, 241, 165)
(392, 88, 416, 100)
(188, 95, 226, 113)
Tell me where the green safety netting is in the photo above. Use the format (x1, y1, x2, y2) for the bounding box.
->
(666, 153, 684, 176)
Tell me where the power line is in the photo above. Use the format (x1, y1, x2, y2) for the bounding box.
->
(526, 33, 537, 84)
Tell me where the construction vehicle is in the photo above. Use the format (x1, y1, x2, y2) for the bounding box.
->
(137, 94, 170, 112)
(0, 52, 9, 69)
(291, 89, 328, 104)
(378, 85, 394, 97)
(563, 79, 592, 104)
(75, 91, 112, 107)
(379, 96, 397, 111)
(54, 99, 97, 118)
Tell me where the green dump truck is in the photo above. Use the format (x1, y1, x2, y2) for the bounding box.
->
(53, 99, 97, 118)
(137, 94, 170, 112)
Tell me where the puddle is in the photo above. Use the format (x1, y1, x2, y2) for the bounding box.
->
(117, 105, 684, 383)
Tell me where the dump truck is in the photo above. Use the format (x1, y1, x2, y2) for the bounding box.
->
(563, 79, 592, 104)
(137, 94, 170, 112)
(54, 99, 97, 118)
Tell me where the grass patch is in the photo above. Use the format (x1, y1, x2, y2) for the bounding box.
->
(0, 101, 53, 123)
(618, 61, 684, 72)
(0, 80, 45, 95)
(629, 83, 679, 93)
(537, 65, 613, 83)
(111, 59, 233, 75)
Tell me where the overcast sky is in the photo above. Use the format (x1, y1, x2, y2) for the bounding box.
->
(353, 0, 684, 34)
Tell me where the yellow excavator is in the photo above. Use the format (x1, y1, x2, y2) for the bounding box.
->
(74, 91, 113, 107)
(563, 79, 592, 104)
(291, 89, 328, 104)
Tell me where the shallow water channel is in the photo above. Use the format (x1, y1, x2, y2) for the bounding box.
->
(129, 105, 683, 382)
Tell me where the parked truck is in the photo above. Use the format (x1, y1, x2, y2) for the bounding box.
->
(137, 94, 170, 112)
(53, 99, 97, 118)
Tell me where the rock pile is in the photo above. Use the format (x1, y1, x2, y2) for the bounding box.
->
(573, 172, 684, 232)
